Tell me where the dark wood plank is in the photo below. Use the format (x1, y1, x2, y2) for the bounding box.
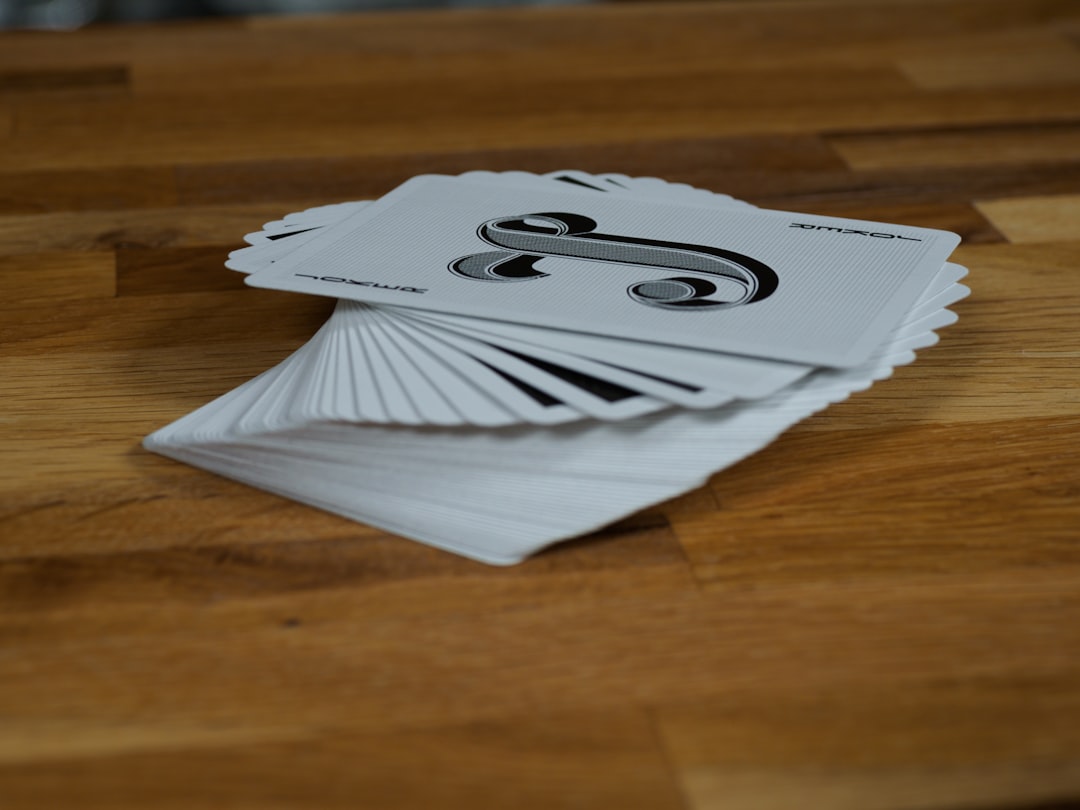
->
(0, 166, 177, 215)
(0, 65, 128, 94)
(116, 246, 248, 296)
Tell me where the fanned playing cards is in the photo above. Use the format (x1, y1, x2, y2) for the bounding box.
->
(145, 171, 968, 564)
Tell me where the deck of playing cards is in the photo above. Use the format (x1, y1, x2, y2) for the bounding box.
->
(145, 171, 968, 564)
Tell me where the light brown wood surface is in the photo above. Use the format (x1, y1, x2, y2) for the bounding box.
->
(2, 1, 1079, 807)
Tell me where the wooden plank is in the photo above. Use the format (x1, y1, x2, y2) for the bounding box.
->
(0, 65, 129, 94)
(0, 710, 685, 810)
(0, 287, 330, 355)
(243, 0, 1080, 52)
(657, 683, 1080, 810)
(7, 79, 1080, 173)
(0, 204, 296, 257)
(0, 166, 177, 215)
(829, 122, 1080, 171)
(900, 30, 1080, 89)
(174, 133, 848, 205)
(0, 251, 115, 304)
(0, 291, 335, 539)
(0, 566, 1075, 768)
(749, 163, 1080, 213)
(975, 193, 1080, 243)
(116, 246, 247, 296)
(0, 30, 137, 72)
(128, 4, 1077, 96)
(125, 21, 1080, 116)
(6, 82, 1079, 173)
(5, 66, 923, 172)
(672, 418, 1080, 588)
(173, 152, 1080, 226)
(0, 515, 690, 600)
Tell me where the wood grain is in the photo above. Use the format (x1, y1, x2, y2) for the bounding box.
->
(1, 1, 1079, 808)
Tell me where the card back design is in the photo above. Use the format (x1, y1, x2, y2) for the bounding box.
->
(449, 211, 779, 310)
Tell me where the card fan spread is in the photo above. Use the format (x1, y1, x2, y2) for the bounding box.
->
(145, 171, 968, 565)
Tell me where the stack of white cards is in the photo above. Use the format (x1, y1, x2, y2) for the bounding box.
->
(145, 171, 968, 564)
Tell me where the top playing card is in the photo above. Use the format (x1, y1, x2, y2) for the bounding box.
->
(246, 175, 960, 367)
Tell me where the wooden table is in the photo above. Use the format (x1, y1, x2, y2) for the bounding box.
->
(2, 1, 1079, 807)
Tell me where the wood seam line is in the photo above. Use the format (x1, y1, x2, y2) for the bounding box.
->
(661, 510, 704, 592)
(668, 514, 716, 594)
(645, 705, 696, 810)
